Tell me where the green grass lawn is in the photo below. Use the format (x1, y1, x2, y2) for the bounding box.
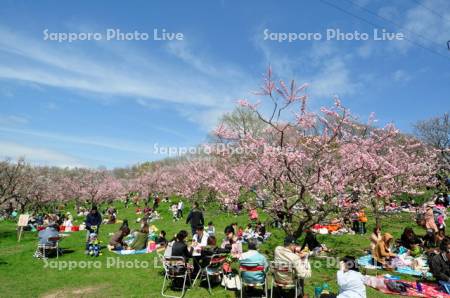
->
(0, 200, 432, 297)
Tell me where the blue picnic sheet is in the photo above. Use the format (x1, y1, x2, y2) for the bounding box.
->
(357, 254, 432, 278)
(112, 249, 148, 255)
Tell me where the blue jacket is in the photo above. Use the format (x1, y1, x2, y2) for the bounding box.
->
(239, 250, 268, 284)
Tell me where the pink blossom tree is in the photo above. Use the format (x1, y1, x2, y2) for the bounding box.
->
(211, 68, 438, 237)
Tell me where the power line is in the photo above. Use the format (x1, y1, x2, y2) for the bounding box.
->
(409, 0, 450, 23)
(343, 0, 444, 50)
(318, 0, 449, 62)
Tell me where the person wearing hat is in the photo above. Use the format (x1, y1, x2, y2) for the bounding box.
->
(425, 204, 438, 232)
(372, 233, 396, 267)
(273, 235, 310, 296)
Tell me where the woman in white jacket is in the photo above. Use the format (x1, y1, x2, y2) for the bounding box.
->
(337, 256, 366, 298)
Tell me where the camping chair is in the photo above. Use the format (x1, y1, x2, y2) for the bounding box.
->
(161, 256, 192, 298)
(37, 236, 61, 259)
(239, 262, 268, 298)
(192, 254, 227, 294)
(269, 261, 302, 298)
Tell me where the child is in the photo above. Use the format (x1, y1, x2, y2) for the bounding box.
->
(171, 204, 178, 221)
(206, 221, 215, 237)
(249, 207, 259, 222)
(87, 233, 101, 257)
(237, 226, 244, 240)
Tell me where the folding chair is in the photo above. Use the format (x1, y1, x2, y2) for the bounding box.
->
(161, 256, 192, 298)
(269, 261, 302, 298)
(37, 236, 61, 259)
(192, 254, 226, 294)
(239, 263, 268, 298)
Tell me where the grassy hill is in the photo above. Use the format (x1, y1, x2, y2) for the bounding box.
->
(0, 199, 430, 297)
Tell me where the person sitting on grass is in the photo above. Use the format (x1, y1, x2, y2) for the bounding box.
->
(423, 229, 439, 250)
(372, 233, 396, 268)
(301, 230, 329, 255)
(224, 222, 237, 235)
(239, 239, 268, 285)
(369, 225, 382, 252)
(109, 223, 130, 251)
(128, 224, 149, 250)
(255, 222, 266, 242)
(429, 237, 450, 285)
(400, 227, 422, 250)
(156, 230, 168, 247)
(206, 221, 215, 237)
(336, 256, 366, 298)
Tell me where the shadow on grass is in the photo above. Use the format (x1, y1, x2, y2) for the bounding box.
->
(0, 231, 15, 239)
(61, 249, 75, 255)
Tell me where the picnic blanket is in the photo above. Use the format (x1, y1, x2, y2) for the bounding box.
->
(112, 249, 149, 255)
(365, 276, 450, 298)
(357, 255, 432, 278)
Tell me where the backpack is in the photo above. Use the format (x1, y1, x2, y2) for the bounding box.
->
(385, 280, 409, 293)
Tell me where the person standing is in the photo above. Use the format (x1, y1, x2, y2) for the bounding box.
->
(186, 202, 204, 235)
(177, 200, 184, 219)
(85, 206, 102, 251)
(153, 194, 160, 210)
(425, 204, 439, 232)
(358, 209, 368, 234)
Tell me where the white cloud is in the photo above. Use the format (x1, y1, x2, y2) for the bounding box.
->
(253, 36, 358, 102)
(0, 115, 29, 126)
(0, 141, 84, 167)
(0, 25, 254, 130)
(392, 69, 412, 82)
(357, 0, 450, 56)
(310, 58, 359, 98)
(0, 126, 154, 155)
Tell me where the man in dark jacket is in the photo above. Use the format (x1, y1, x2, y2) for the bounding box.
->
(85, 206, 102, 250)
(430, 238, 450, 282)
(186, 202, 204, 235)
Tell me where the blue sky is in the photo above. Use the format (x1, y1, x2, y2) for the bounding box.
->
(0, 0, 449, 168)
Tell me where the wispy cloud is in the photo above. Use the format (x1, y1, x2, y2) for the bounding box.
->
(253, 35, 359, 102)
(0, 141, 84, 167)
(392, 69, 412, 83)
(0, 114, 29, 126)
(0, 126, 154, 155)
(0, 25, 256, 130)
